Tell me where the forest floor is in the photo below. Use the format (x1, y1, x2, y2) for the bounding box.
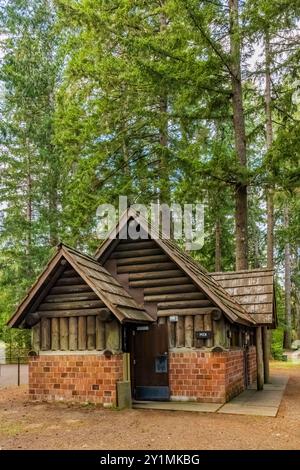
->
(0, 362, 299, 450)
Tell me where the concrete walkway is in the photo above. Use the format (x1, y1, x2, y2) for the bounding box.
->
(133, 401, 223, 413)
(218, 374, 289, 417)
(133, 374, 289, 417)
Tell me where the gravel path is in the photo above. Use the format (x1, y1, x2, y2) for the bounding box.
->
(0, 363, 299, 450)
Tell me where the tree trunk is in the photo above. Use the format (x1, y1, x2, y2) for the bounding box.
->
(266, 191, 274, 268)
(265, 31, 274, 269)
(295, 290, 300, 339)
(229, 0, 248, 270)
(283, 206, 292, 349)
(49, 181, 59, 246)
(215, 218, 222, 271)
(25, 152, 33, 277)
(26, 155, 32, 257)
(158, 10, 170, 204)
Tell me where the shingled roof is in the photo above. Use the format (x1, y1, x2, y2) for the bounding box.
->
(210, 269, 276, 326)
(7, 243, 153, 328)
(95, 208, 257, 326)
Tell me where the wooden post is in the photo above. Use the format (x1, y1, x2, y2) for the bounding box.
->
(40, 317, 50, 350)
(105, 319, 120, 351)
(59, 318, 69, 350)
(123, 352, 130, 381)
(51, 318, 59, 350)
(176, 316, 184, 347)
(184, 315, 193, 348)
(32, 322, 40, 351)
(87, 316, 96, 350)
(203, 313, 213, 347)
(167, 317, 176, 348)
(262, 326, 270, 383)
(96, 316, 105, 350)
(256, 326, 264, 390)
(212, 316, 226, 348)
(194, 315, 204, 348)
(78, 316, 87, 350)
(69, 317, 78, 350)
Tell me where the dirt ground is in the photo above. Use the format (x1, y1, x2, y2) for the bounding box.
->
(0, 362, 299, 450)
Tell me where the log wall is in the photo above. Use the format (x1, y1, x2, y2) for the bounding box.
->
(105, 238, 232, 348)
(33, 316, 121, 352)
(31, 265, 121, 352)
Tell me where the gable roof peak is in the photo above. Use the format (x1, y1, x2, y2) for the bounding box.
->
(95, 207, 256, 326)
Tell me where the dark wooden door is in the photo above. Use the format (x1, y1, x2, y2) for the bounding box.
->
(130, 323, 169, 401)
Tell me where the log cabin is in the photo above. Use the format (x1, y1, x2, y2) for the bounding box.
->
(7, 208, 276, 406)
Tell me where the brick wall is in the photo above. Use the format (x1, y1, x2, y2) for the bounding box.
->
(247, 345, 257, 385)
(29, 354, 123, 406)
(224, 350, 245, 401)
(169, 349, 247, 404)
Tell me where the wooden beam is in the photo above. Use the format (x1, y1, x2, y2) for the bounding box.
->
(115, 240, 157, 251)
(158, 307, 219, 317)
(61, 269, 76, 278)
(262, 326, 270, 384)
(145, 292, 205, 303)
(184, 316, 193, 348)
(37, 308, 110, 318)
(129, 269, 184, 280)
(78, 316, 87, 350)
(40, 317, 50, 350)
(51, 318, 59, 350)
(39, 300, 105, 311)
(32, 322, 40, 351)
(69, 317, 78, 350)
(203, 314, 213, 347)
(56, 276, 85, 286)
(59, 318, 69, 350)
(50, 284, 93, 294)
(167, 318, 176, 348)
(213, 316, 226, 348)
(117, 254, 169, 266)
(111, 248, 162, 259)
(96, 316, 105, 350)
(194, 315, 204, 348)
(144, 284, 197, 295)
(87, 316, 96, 350)
(129, 277, 190, 288)
(157, 299, 213, 310)
(175, 316, 184, 347)
(105, 320, 120, 350)
(256, 326, 264, 390)
(44, 292, 99, 303)
(118, 262, 176, 273)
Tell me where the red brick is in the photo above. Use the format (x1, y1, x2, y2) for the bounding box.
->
(28, 354, 123, 406)
(169, 349, 247, 403)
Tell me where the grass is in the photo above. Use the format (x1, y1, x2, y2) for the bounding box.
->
(270, 360, 300, 369)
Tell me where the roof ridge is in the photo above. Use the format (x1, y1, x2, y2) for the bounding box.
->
(210, 268, 275, 275)
(95, 207, 255, 325)
(60, 243, 98, 262)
